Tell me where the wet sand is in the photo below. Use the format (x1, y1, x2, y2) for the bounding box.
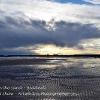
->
(0, 57, 100, 100)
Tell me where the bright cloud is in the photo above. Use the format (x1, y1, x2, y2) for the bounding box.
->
(0, 0, 100, 29)
(2, 44, 100, 55)
(78, 38, 100, 50)
(33, 44, 82, 55)
(34, 44, 100, 54)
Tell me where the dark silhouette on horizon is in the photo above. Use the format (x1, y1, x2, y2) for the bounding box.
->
(0, 54, 100, 58)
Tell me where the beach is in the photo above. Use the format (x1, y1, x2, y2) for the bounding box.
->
(0, 57, 100, 100)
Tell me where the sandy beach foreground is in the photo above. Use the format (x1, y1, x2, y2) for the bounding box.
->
(0, 57, 100, 100)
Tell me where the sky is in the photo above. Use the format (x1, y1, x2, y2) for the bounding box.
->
(0, 0, 100, 55)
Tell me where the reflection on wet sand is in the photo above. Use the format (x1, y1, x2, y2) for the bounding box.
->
(0, 57, 100, 100)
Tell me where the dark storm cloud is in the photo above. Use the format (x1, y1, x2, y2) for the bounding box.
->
(0, 49, 32, 55)
(0, 15, 100, 52)
(55, 22, 100, 46)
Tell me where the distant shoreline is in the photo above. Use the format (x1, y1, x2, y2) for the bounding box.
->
(0, 54, 100, 58)
(0, 55, 100, 66)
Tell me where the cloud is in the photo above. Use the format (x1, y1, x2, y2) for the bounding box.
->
(0, 0, 100, 29)
(83, 0, 100, 4)
(33, 43, 100, 54)
(0, 19, 100, 48)
(1, 43, 99, 55)
(77, 38, 100, 50)
(0, 0, 100, 54)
